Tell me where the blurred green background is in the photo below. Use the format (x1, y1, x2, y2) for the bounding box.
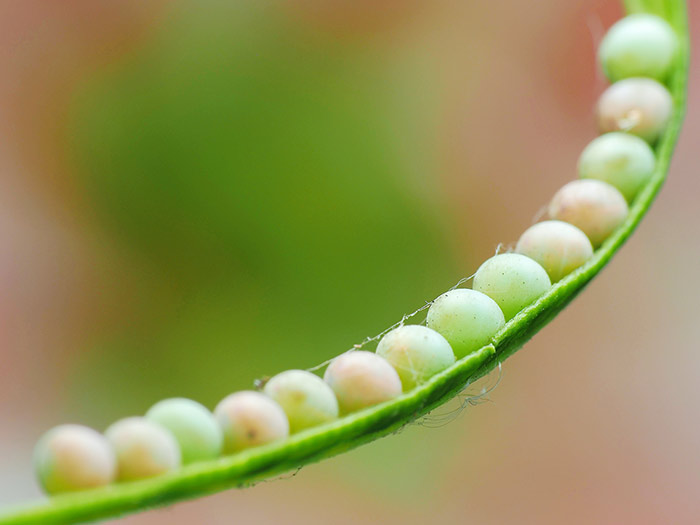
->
(1, 1, 699, 523)
(66, 1, 454, 419)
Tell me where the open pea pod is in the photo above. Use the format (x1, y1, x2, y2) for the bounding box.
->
(0, 0, 688, 523)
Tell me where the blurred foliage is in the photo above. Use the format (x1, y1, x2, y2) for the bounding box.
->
(65, 1, 460, 424)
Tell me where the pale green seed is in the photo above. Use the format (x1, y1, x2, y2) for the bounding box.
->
(473, 253, 551, 321)
(426, 289, 504, 359)
(548, 179, 629, 248)
(323, 351, 403, 414)
(263, 370, 339, 433)
(33, 424, 116, 495)
(515, 220, 593, 283)
(145, 398, 222, 464)
(597, 77, 672, 143)
(375, 325, 455, 391)
(105, 417, 181, 481)
(214, 391, 289, 453)
(599, 14, 677, 82)
(578, 132, 655, 202)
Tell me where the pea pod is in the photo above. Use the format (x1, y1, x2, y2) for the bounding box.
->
(0, 0, 688, 523)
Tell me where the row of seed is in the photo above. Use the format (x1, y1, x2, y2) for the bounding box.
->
(33, 13, 677, 496)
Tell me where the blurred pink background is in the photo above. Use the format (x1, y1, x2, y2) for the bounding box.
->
(1, 1, 698, 524)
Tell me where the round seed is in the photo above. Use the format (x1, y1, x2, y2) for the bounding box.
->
(33, 424, 116, 495)
(323, 351, 402, 414)
(263, 370, 339, 433)
(472, 253, 551, 321)
(515, 220, 594, 282)
(426, 289, 505, 359)
(599, 14, 677, 82)
(548, 179, 629, 248)
(597, 77, 672, 143)
(214, 391, 289, 452)
(578, 132, 656, 202)
(375, 325, 455, 391)
(105, 417, 181, 481)
(145, 398, 222, 465)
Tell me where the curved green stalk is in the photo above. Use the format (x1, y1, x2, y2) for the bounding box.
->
(0, 1, 688, 523)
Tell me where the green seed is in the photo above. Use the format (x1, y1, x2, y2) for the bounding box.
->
(599, 14, 677, 82)
(214, 391, 289, 453)
(472, 253, 551, 321)
(515, 220, 593, 282)
(323, 351, 402, 414)
(578, 132, 655, 202)
(548, 179, 629, 248)
(263, 370, 339, 433)
(145, 398, 222, 465)
(426, 289, 505, 359)
(597, 77, 672, 143)
(33, 424, 116, 495)
(376, 325, 455, 391)
(105, 417, 181, 481)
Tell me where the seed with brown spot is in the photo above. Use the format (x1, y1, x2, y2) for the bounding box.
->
(215, 391, 289, 453)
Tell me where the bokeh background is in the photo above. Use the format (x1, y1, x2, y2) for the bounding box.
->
(1, 1, 698, 523)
